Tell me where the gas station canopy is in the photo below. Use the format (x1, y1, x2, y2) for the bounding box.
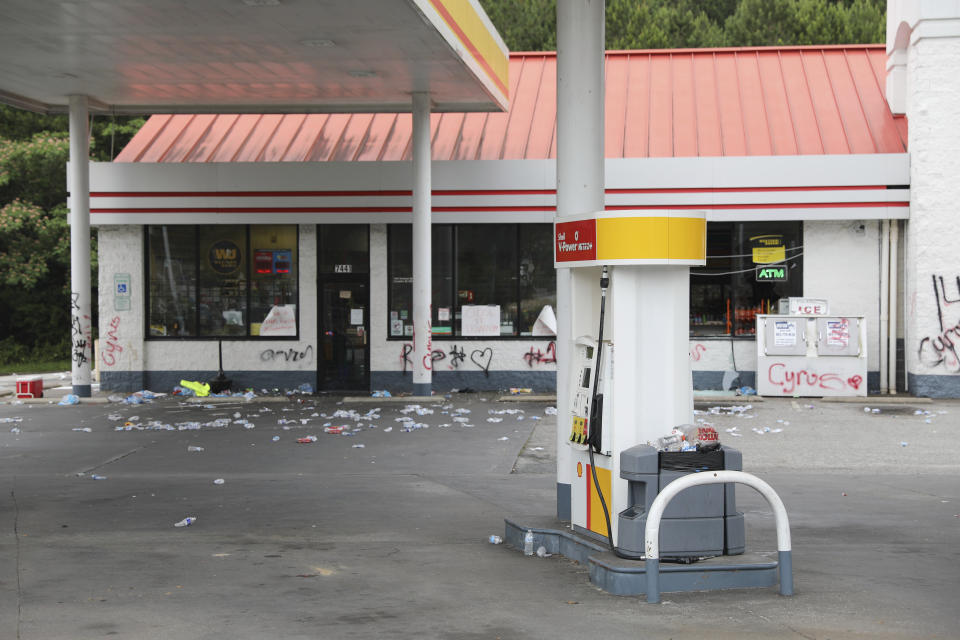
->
(0, 0, 509, 114)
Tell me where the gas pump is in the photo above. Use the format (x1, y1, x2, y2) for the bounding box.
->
(555, 210, 744, 559)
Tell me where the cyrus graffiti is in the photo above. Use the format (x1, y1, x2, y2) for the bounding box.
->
(522, 342, 557, 367)
(260, 345, 314, 364)
(690, 343, 706, 362)
(918, 274, 960, 372)
(767, 362, 862, 395)
(101, 316, 123, 367)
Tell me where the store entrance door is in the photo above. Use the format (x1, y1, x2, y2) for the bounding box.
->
(317, 225, 370, 391)
(319, 280, 369, 390)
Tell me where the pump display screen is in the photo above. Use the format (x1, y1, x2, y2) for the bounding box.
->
(585, 346, 594, 359)
(581, 367, 592, 389)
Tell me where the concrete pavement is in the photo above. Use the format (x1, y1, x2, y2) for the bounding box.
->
(0, 392, 957, 639)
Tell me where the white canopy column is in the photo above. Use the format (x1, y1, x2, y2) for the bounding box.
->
(412, 91, 433, 396)
(555, 0, 605, 519)
(69, 95, 92, 397)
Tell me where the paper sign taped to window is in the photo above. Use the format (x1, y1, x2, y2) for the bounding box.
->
(350, 308, 363, 325)
(461, 305, 500, 336)
(260, 305, 297, 336)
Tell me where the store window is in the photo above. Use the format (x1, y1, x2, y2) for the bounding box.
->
(146, 225, 298, 338)
(387, 224, 555, 337)
(690, 222, 803, 337)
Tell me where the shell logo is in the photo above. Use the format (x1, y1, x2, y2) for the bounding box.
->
(576, 461, 583, 478)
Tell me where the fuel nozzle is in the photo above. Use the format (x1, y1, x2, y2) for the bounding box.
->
(600, 266, 609, 291)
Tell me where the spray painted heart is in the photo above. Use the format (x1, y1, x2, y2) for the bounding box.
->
(470, 348, 493, 377)
(846, 375, 863, 390)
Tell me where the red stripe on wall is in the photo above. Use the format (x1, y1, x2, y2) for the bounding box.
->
(90, 201, 907, 215)
(89, 185, 901, 199)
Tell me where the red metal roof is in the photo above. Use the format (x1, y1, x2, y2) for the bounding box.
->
(116, 44, 906, 163)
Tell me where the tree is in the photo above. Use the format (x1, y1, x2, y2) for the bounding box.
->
(0, 106, 142, 365)
(478, 0, 885, 51)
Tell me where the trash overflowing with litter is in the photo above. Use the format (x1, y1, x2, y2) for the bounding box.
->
(654, 424, 721, 452)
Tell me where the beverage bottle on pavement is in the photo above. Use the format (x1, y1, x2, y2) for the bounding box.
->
(523, 529, 535, 556)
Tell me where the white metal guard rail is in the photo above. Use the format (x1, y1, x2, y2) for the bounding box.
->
(644, 470, 794, 603)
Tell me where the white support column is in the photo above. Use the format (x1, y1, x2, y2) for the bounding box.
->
(888, 220, 899, 394)
(555, 0, 604, 520)
(69, 95, 92, 397)
(411, 92, 432, 396)
(879, 219, 890, 394)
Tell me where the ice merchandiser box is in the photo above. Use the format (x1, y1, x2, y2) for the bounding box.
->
(756, 314, 867, 397)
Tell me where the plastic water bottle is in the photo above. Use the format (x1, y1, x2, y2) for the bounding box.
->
(523, 529, 535, 556)
(488, 535, 503, 545)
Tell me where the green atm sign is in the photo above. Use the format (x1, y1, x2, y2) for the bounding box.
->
(756, 265, 788, 282)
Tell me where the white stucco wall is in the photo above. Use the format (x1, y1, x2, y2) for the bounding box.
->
(905, 33, 960, 378)
(96, 225, 145, 376)
(803, 220, 881, 373)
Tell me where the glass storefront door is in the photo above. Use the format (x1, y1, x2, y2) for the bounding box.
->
(318, 225, 369, 391)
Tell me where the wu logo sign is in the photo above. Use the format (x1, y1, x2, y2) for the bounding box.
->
(756, 265, 787, 282)
(209, 240, 241, 274)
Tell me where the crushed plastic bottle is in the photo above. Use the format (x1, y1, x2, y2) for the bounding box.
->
(488, 535, 503, 544)
(523, 529, 535, 556)
(536, 545, 550, 558)
(58, 394, 80, 405)
(544, 407, 558, 415)
(72, 427, 92, 433)
(174, 516, 197, 527)
(90, 474, 107, 480)
(187, 445, 204, 452)
(213, 478, 225, 485)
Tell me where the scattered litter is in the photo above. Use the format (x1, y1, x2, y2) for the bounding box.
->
(0, 417, 23, 423)
(174, 517, 197, 528)
(383, 427, 393, 433)
(510, 388, 532, 395)
(530, 446, 545, 451)
(187, 445, 204, 452)
(107, 414, 123, 421)
(352, 443, 365, 449)
(871, 408, 881, 414)
(90, 474, 107, 480)
(297, 383, 313, 394)
(213, 478, 225, 485)
(323, 426, 345, 434)
(864, 407, 871, 413)
(272, 436, 280, 442)
(900, 441, 908, 447)
(736, 386, 757, 396)
(536, 546, 551, 558)
(58, 394, 80, 405)
(10, 427, 21, 434)
(544, 407, 558, 415)
(72, 427, 92, 433)
(297, 436, 318, 443)
(487, 417, 503, 423)
(371, 390, 392, 398)
(497, 436, 509, 441)
(842, 492, 847, 497)
(488, 535, 503, 544)
(489, 408, 524, 415)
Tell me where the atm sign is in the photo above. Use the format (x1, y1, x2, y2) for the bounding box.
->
(756, 265, 788, 282)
